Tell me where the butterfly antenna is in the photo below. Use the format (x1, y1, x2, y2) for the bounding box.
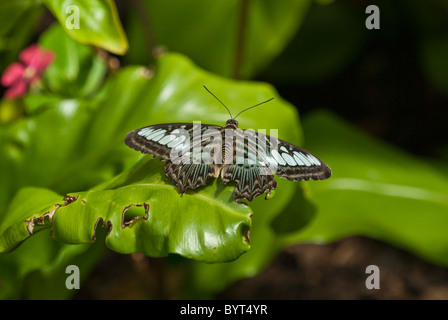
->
(203, 85, 233, 119)
(233, 97, 274, 120)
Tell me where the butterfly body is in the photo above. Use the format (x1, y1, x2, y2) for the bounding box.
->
(125, 118, 331, 201)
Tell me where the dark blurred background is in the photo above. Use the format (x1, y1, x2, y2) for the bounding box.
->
(258, 0, 447, 159)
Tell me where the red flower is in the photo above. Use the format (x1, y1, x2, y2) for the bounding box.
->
(1, 44, 54, 99)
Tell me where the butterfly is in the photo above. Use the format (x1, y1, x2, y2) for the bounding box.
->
(125, 86, 331, 202)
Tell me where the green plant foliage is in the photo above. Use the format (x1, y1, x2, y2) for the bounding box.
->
(43, 0, 128, 54)
(0, 98, 92, 215)
(38, 24, 107, 98)
(0, 32, 303, 295)
(126, 0, 311, 78)
(0, 1, 43, 72)
(1, 0, 447, 301)
(0, 40, 303, 268)
(297, 111, 448, 265)
(0, 220, 105, 299)
(420, 35, 448, 95)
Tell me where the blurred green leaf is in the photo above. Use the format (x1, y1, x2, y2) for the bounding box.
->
(420, 35, 448, 95)
(0, 217, 105, 299)
(43, 0, 128, 54)
(0, 98, 92, 217)
(0, 1, 37, 35)
(294, 110, 448, 266)
(0, 1, 43, 72)
(401, 0, 448, 37)
(126, 0, 311, 79)
(39, 23, 107, 97)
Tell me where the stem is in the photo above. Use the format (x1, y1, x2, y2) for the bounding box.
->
(131, 0, 157, 60)
(233, 0, 250, 80)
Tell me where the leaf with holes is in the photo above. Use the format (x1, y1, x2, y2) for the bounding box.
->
(0, 157, 252, 263)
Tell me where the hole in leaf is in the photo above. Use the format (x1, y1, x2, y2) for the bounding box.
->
(244, 229, 251, 245)
(122, 203, 149, 229)
(63, 194, 78, 206)
(92, 217, 112, 241)
(26, 203, 61, 235)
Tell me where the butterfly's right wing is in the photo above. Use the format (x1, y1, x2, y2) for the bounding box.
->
(221, 128, 331, 201)
(253, 131, 332, 181)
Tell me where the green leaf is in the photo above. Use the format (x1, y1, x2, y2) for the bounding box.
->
(185, 180, 308, 298)
(126, 0, 311, 78)
(39, 23, 107, 97)
(420, 35, 448, 95)
(0, 217, 105, 299)
(0, 187, 62, 253)
(0, 98, 92, 217)
(43, 0, 128, 54)
(0, 1, 43, 72)
(295, 110, 448, 266)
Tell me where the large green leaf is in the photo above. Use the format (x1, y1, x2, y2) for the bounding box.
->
(43, 0, 128, 54)
(0, 98, 92, 217)
(294, 110, 448, 265)
(126, 0, 311, 78)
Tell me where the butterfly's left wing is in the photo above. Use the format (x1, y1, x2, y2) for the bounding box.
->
(125, 122, 222, 160)
(125, 122, 223, 192)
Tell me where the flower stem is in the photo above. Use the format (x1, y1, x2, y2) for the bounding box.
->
(233, 0, 250, 80)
